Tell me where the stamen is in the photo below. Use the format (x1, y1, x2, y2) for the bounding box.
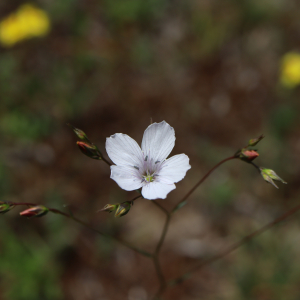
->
(144, 174, 154, 182)
(155, 161, 160, 164)
(145, 155, 148, 161)
(133, 166, 139, 170)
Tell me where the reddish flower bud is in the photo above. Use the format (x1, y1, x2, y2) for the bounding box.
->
(68, 124, 104, 159)
(20, 205, 49, 218)
(239, 149, 259, 162)
(77, 141, 102, 159)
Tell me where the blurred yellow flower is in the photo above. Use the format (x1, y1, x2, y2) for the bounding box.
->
(280, 52, 300, 88)
(0, 4, 50, 47)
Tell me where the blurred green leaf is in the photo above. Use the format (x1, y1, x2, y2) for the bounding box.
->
(270, 105, 297, 138)
(0, 110, 53, 140)
(103, 0, 167, 27)
(0, 221, 63, 300)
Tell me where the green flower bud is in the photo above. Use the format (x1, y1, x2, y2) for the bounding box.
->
(115, 201, 132, 218)
(0, 201, 15, 214)
(67, 124, 91, 144)
(20, 205, 49, 218)
(99, 203, 119, 213)
(260, 167, 287, 189)
(248, 134, 265, 147)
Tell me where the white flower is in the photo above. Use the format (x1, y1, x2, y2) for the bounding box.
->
(105, 121, 191, 200)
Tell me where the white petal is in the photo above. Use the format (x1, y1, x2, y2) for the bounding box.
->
(158, 154, 191, 183)
(110, 165, 143, 191)
(142, 181, 176, 200)
(141, 121, 175, 163)
(106, 133, 144, 168)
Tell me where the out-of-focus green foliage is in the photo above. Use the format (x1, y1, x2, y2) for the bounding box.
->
(0, 0, 300, 299)
(104, 0, 167, 24)
(0, 220, 62, 300)
(228, 224, 300, 300)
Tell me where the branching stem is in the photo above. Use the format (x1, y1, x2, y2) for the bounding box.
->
(13, 200, 152, 257)
(12, 152, 294, 300)
(172, 156, 237, 210)
(150, 155, 236, 298)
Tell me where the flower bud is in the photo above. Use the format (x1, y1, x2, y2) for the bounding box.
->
(248, 134, 265, 147)
(115, 201, 132, 218)
(77, 141, 102, 159)
(20, 205, 49, 218)
(0, 201, 15, 214)
(260, 168, 287, 189)
(239, 149, 259, 162)
(99, 203, 119, 213)
(67, 124, 91, 143)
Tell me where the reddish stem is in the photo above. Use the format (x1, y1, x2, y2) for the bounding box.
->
(13, 202, 38, 206)
(173, 156, 237, 210)
(170, 201, 300, 285)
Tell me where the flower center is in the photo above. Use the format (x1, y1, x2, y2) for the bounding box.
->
(144, 174, 154, 182)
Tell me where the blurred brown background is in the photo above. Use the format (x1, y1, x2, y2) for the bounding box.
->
(1, 0, 300, 299)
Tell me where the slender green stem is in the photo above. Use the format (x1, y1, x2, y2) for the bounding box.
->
(150, 201, 172, 299)
(131, 194, 143, 202)
(95, 145, 112, 166)
(250, 161, 261, 173)
(169, 201, 300, 286)
(154, 213, 171, 257)
(101, 156, 112, 166)
(152, 256, 167, 299)
(153, 215, 171, 294)
(92, 145, 112, 166)
(172, 156, 237, 211)
(49, 208, 152, 256)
